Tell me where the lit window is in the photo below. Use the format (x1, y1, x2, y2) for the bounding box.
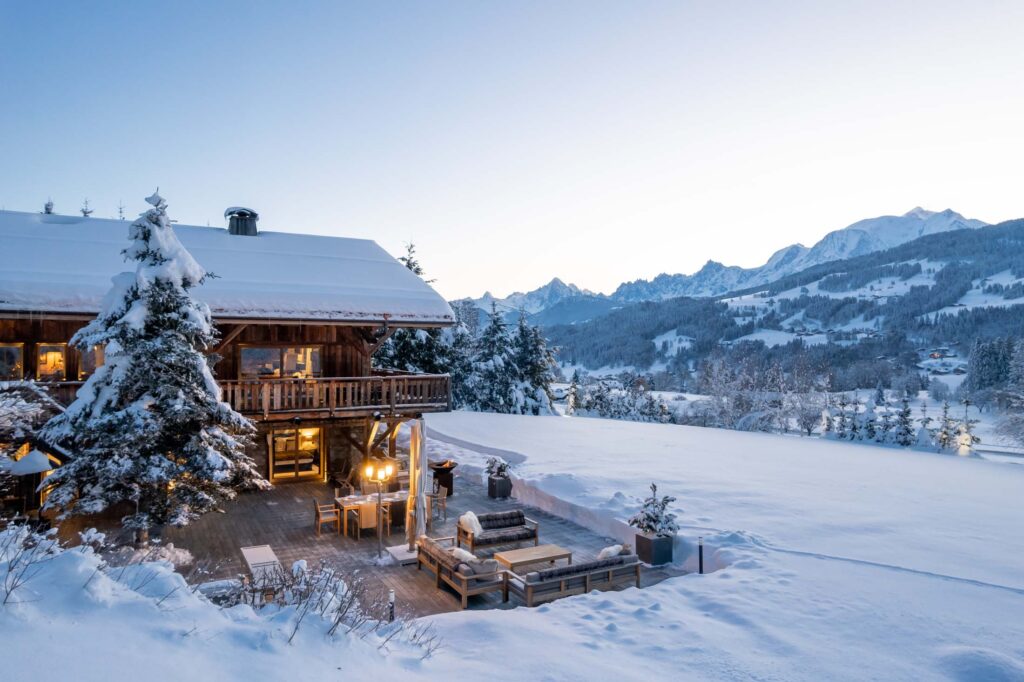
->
(36, 344, 67, 381)
(240, 347, 322, 379)
(0, 344, 23, 380)
(78, 345, 105, 380)
(270, 427, 323, 481)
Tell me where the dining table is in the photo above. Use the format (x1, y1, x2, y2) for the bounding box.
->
(335, 490, 410, 538)
(334, 489, 444, 537)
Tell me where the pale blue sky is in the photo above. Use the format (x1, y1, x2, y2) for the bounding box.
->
(2, 1, 1022, 299)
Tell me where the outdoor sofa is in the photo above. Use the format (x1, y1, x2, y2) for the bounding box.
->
(507, 554, 642, 607)
(416, 535, 509, 609)
(456, 510, 539, 553)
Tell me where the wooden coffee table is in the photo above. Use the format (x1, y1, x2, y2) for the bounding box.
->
(494, 544, 572, 572)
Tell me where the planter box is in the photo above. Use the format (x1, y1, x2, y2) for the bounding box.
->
(488, 475, 513, 499)
(635, 533, 673, 566)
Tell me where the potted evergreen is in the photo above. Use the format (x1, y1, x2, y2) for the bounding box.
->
(628, 483, 679, 565)
(485, 457, 513, 498)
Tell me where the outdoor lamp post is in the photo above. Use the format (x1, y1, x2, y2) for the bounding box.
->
(364, 459, 395, 558)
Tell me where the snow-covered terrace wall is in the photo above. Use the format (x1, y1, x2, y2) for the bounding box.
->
(0, 210, 454, 325)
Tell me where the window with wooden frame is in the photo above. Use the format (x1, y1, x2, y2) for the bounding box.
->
(239, 346, 322, 380)
(36, 343, 68, 381)
(269, 427, 324, 482)
(78, 345, 105, 380)
(0, 343, 24, 380)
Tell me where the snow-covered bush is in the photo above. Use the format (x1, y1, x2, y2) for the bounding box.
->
(0, 523, 61, 606)
(40, 192, 268, 537)
(575, 382, 672, 423)
(484, 457, 511, 478)
(628, 483, 680, 537)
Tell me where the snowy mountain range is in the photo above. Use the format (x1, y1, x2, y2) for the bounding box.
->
(468, 278, 597, 315)
(612, 207, 987, 302)
(459, 208, 987, 322)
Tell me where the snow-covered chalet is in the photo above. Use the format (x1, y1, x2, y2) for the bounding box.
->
(0, 207, 453, 492)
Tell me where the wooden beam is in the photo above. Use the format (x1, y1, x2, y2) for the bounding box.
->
(211, 324, 248, 355)
(367, 326, 397, 356)
(364, 417, 381, 458)
(371, 419, 404, 452)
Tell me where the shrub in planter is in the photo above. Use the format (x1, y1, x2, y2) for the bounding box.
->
(485, 457, 513, 498)
(628, 483, 679, 565)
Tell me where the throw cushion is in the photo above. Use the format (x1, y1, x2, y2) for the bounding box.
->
(467, 558, 500, 576)
(479, 527, 536, 543)
(450, 547, 477, 563)
(459, 511, 484, 536)
(597, 544, 623, 560)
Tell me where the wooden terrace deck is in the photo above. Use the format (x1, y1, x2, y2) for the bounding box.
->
(152, 473, 685, 617)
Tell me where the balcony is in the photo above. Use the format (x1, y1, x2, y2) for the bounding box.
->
(44, 372, 452, 421)
(219, 373, 452, 420)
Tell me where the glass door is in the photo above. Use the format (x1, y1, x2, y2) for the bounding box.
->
(270, 427, 324, 482)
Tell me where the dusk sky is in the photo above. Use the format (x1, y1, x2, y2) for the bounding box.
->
(2, 1, 1023, 299)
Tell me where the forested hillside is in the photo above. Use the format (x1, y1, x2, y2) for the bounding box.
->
(548, 219, 1024, 390)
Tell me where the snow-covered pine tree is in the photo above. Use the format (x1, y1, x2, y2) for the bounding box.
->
(936, 401, 956, 451)
(467, 303, 517, 412)
(862, 403, 878, 441)
(956, 400, 980, 456)
(915, 400, 935, 448)
(847, 394, 861, 441)
(41, 192, 268, 541)
(894, 398, 915, 447)
(627, 483, 680, 537)
(874, 381, 886, 407)
(444, 323, 475, 409)
(834, 394, 849, 439)
(566, 369, 581, 416)
(510, 311, 556, 415)
(997, 339, 1024, 445)
(878, 407, 893, 443)
(374, 243, 450, 375)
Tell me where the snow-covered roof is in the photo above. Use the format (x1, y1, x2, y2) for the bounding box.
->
(0, 210, 454, 325)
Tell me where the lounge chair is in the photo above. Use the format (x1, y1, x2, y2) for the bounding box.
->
(416, 535, 509, 609)
(457, 510, 539, 553)
(507, 554, 641, 607)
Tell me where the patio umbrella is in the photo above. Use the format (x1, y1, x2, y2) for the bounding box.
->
(10, 449, 53, 476)
(407, 419, 429, 551)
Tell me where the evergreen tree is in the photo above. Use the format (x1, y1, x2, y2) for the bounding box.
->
(862, 402, 878, 441)
(936, 401, 956, 451)
(468, 303, 517, 412)
(878, 408, 894, 443)
(847, 395, 861, 441)
(956, 400, 980, 456)
(997, 339, 1024, 445)
(835, 394, 849, 439)
(894, 398, 915, 446)
(510, 311, 556, 415)
(566, 369, 582, 416)
(41, 192, 267, 540)
(874, 381, 886, 407)
(375, 243, 450, 375)
(915, 400, 934, 447)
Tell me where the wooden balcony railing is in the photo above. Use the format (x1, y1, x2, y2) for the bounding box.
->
(42, 374, 452, 419)
(219, 374, 452, 419)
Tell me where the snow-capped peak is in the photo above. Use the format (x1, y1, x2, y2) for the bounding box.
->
(904, 206, 937, 220)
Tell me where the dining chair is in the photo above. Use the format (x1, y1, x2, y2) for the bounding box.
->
(313, 499, 341, 536)
(346, 501, 391, 540)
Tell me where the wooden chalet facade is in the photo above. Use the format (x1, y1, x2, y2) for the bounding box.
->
(0, 208, 454, 491)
